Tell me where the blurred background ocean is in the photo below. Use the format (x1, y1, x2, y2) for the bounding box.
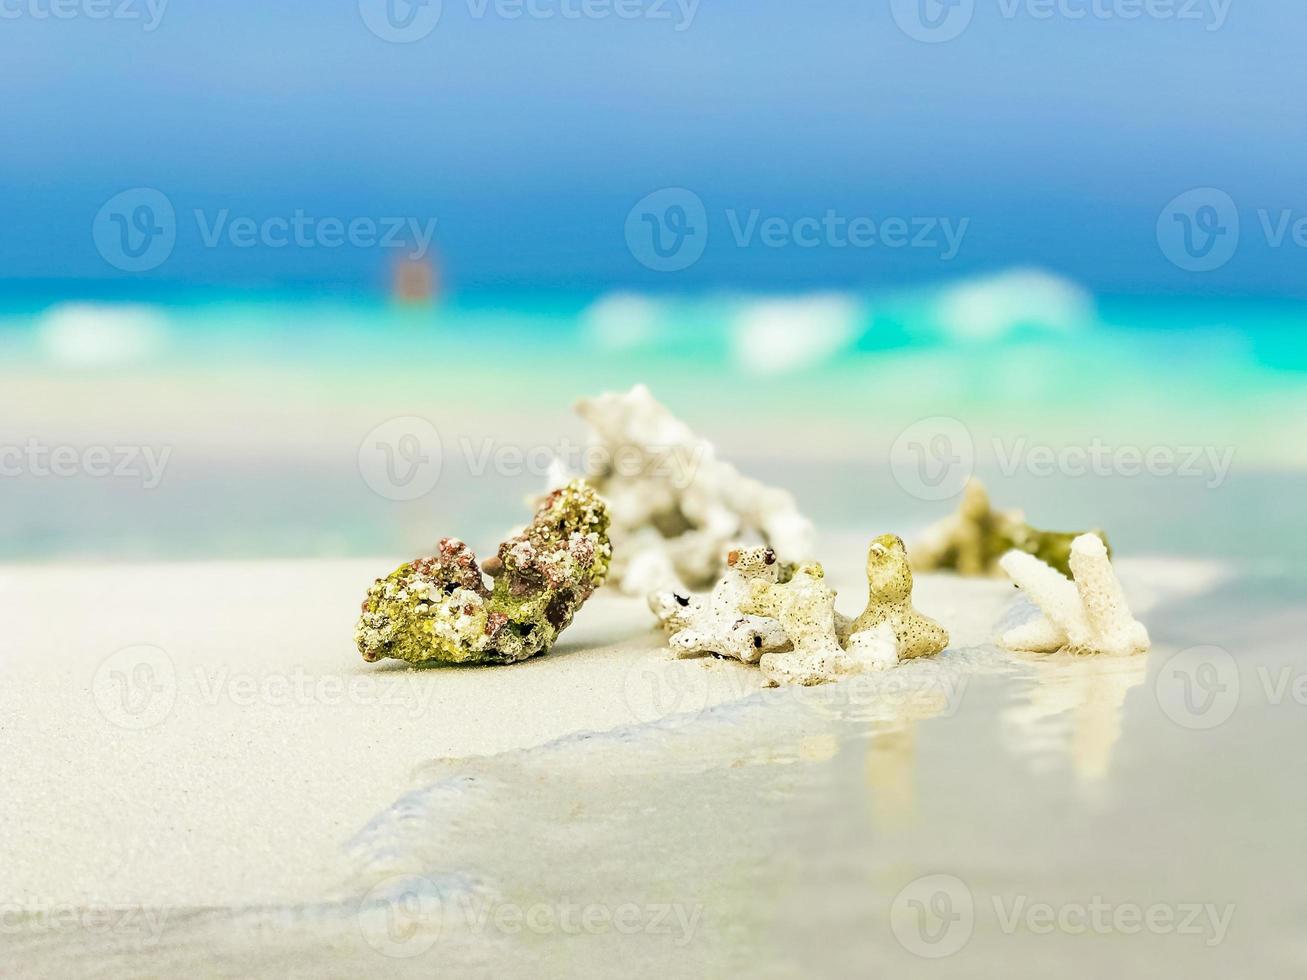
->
(2, 0, 1305, 563)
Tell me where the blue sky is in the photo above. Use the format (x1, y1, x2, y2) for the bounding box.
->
(2, 0, 1304, 295)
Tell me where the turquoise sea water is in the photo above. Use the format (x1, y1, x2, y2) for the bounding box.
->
(2, 274, 1304, 563)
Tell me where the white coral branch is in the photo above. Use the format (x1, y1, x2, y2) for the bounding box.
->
(998, 534, 1149, 656)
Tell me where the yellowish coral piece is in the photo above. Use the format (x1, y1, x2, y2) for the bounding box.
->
(851, 535, 949, 660)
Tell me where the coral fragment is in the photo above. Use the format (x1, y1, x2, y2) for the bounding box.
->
(355, 480, 611, 666)
(913, 478, 1109, 578)
(998, 532, 1149, 656)
(851, 534, 949, 660)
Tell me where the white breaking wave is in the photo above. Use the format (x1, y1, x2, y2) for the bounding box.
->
(730, 294, 864, 376)
(581, 292, 663, 351)
(36, 303, 169, 367)
(934, 268, 1094, 342)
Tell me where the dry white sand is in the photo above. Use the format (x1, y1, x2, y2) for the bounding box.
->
(0, 554, 1215, 911)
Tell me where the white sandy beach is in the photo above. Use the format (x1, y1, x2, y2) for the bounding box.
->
(0, 552, 1218, 915)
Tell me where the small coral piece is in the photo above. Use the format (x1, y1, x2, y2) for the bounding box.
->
(355, 480, 611, 666)
(851, 534, 949, 660)
(844, 623, 901, 672)
(743, 563, 846, 686)
(648, 544, 916, 685)
(998, 532, 1149, 656)
(740, 562, 897, 686)
(647, 590, 703, 637)
(648, 546, 790, 664)
(913, 478, 1109, 578)
(570, 385, 815, 594)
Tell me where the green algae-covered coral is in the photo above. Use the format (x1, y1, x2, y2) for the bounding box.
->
(912, 478, 1109, 579)
(852, 534, 949, 660)
(355, 480, 611, 666)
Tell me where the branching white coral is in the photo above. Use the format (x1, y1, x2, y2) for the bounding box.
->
(650, 547, 904, 686)
(648, 547, 790, 664)
(572, 385, 815, 594)
(744, 564, 899, 687)
(998, 533, 1149, 656)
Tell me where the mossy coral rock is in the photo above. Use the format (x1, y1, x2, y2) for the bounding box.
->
(913, 478, 1109, 578)
(355, 480, 611, 666)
